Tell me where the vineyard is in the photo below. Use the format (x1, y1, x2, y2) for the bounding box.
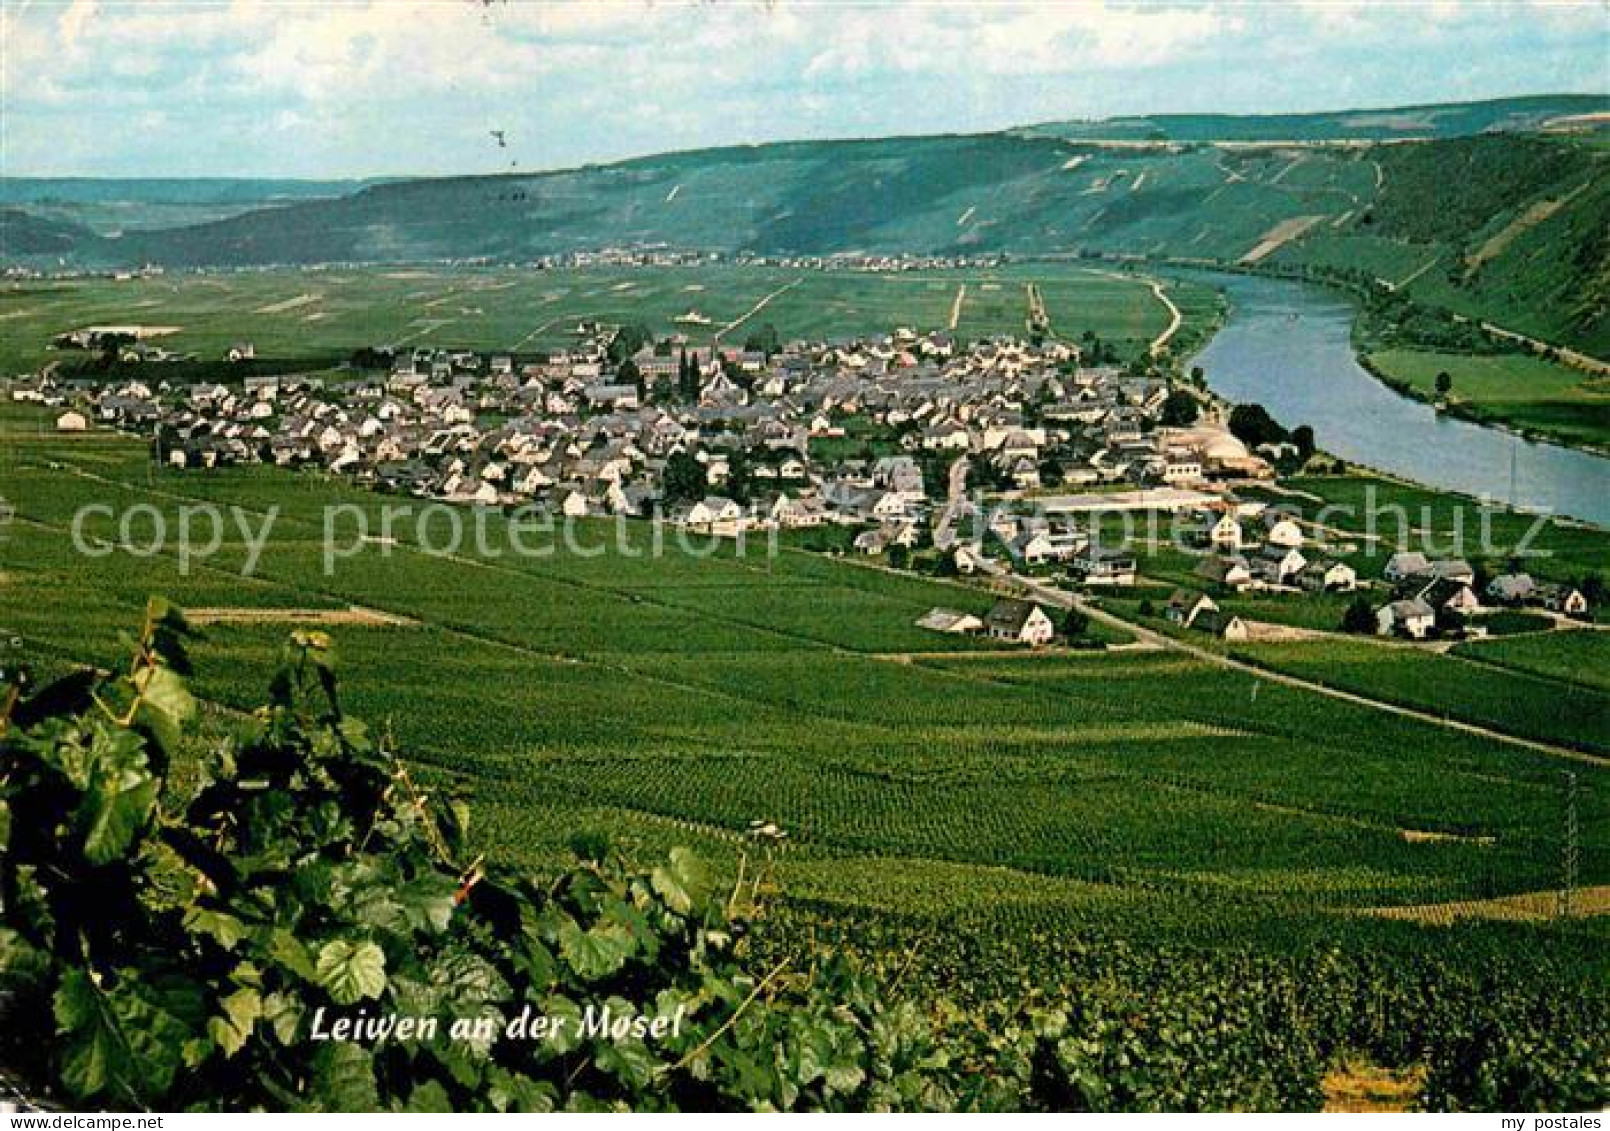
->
(1, 603, 1605, 1110)
(3, 418, 1606, 927)
(2, 413, 1609, 1107)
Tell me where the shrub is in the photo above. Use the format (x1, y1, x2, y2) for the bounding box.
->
(0, 601, 997, 1112)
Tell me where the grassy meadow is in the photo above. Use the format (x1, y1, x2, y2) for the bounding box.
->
(1366, 347, 1610, 451)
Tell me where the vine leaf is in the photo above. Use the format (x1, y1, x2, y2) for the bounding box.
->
(76, 725, 159, 865)
(315, 939, 388, 1005)
(651, 847, 711, 916)
(208, 987, 263, 1058)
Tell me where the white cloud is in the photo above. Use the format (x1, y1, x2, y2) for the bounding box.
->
(1, 0, 1605, 176)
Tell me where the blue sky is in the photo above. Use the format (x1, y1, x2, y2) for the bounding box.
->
(3, 0, 1607, 178)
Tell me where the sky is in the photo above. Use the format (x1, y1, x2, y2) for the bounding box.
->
(2, 0, 1607, 179)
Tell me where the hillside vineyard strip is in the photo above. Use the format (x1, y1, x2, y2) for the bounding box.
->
(2, 417, 1604, 939)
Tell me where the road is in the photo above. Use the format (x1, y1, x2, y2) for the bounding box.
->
(932, 456, 971, 551)
(1475, 319, 1610, 378)
(1146, 279, 1184, 356)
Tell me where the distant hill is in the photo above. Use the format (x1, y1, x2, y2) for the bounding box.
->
(0, 208, 106, 257)
(1016, 94, 1610, 142)
(4, 96, 1606, 353)
(0, 177, 386, 236)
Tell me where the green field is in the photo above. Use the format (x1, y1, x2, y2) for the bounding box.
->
(1366, 348, 1610, 451)
(3, 412, 1607, 942)
(1453, 629, 1610, 693)
(0, 262, 1191, 381)
(1234, 638, 1610, 757)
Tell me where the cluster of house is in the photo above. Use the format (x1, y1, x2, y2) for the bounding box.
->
(1116, 503, 1356, 641)
(46, 325, 257, 366)
(15, 321, 1277, 551)
(733, 252, 1004, 273)
(1168, 537, 1590, 642)
(1374, 553, 1587, 639)
(1185, 504, 1357, 596)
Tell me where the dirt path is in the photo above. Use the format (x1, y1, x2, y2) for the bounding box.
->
(947, 284, 967, 331)
(1087, 268, 1180, 356)
(186, 606, 418, 627)
(1391, 254, 1444, 290)
(512, 314, 572, 351)
(715, 277, 803, 342)
(1475, 319, 1610, 377)
(1147, 278, 1182, 356)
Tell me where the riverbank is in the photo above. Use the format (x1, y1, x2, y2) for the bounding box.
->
(1355, 349, 1610, 457)
(1180, 270, 1610, 528)
(1138, 253, 1610, 458)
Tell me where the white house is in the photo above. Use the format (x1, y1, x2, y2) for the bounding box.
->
(1298, 559, 1357, 592)
(984, 599, 1056, 646)
(1195, 554, 1253, 592)
(1377, 597, 1436, 639)
(1197, 511, 1243, 550)
(683, 496, 744, 528)
(1164, 589, 1218, 629)
(55, 410, 88, 432)
(1261, 511, 1305, 549)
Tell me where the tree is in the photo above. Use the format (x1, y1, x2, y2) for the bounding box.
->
(1062, 609, 1091, 639)
(677, 349, 699, 402)
(1291, 425, 1316, 460)
(1160, 389, 1199, 427)
(349, 346, 395, 370)
(618, 357, 644, 399)
(0, 604, 1004, 1112)
(1580, 573, 1605, 609)
(663, 451, 706, 503)
(1435, 370, 1453, 396)
(743, 323, 781, 358)
(1342, 597, 1377, 635)
(887, 544, 910, 570)
(607, 322, 653, 366)
(1227, 404, 1288, 450)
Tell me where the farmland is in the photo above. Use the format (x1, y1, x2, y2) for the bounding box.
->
(2, 411, 1606, 948)
(0, 261, 1194, 382)
(1365, 347, 1610, 452)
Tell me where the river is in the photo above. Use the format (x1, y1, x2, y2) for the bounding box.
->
(1183, 271, 1610, 528)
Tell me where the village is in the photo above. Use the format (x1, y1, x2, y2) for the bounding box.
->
(15, 314, 1594, 651)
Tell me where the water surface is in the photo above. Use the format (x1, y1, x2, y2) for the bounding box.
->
(1185, 272, 1610, 527)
